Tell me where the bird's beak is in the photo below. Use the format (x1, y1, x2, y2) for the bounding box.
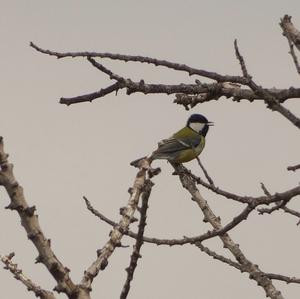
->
(207, 122, 214, 126)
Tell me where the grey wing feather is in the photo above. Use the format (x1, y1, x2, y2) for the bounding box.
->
(152, 135, 200, 160)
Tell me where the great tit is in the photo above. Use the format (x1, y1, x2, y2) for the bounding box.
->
(131, 114, 213, 166)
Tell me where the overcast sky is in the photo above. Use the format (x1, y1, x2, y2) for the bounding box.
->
(1, 1, 300, 298)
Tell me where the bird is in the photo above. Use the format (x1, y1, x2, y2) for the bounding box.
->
(131, 114, 213, 167)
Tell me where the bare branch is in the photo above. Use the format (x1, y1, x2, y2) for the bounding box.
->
(30, 42, 250, 85)
(120, 180, 152, 299)
(234, 40, 300, 129)
(196, 243, 243, 271)
(80, 159, 151, 290)
(281, 206, 300, 225)
(279, 16, 300, 74)
(187, 169, 300, 206)
(286, 38, 300, 75)
(85, 197, 255, 246)
(196, 157, 215, 186)
(196, 244, 300, 285)
(174, 85, 300, 110)
(0, 137, 78, 297)
(258, 200, 289, 216)
(234, 39, 250, 78)
(267, 273, 300, 285)
(287, 163, 300, 172)
(1, 253, 57, 299)
(60, 82, 122, 105)
(258, 183, 300, 224)
(87, 57, 126, 82)
(172, 163, 284, 299)
(30, 41, 300, 127)
(280, 15, 300, 51)
(260, 182, 272, 197)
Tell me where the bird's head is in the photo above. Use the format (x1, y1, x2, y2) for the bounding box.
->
(187, 114, 213, 136)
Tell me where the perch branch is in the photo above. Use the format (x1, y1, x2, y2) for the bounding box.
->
(172, 163, 284, 299)
(80, 159, 151, 290)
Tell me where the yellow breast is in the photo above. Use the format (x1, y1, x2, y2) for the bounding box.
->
(175, 136, 205, 163)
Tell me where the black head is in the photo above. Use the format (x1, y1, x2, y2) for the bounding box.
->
(187, 114, 213, 136)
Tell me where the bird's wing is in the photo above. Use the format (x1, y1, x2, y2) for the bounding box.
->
(154, 127, 201, 154)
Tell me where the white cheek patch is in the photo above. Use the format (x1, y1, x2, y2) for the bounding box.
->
(189, 122, 205, 132)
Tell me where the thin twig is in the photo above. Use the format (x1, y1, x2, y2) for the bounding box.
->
(287, 39, 300, 75)
(234, 39, 250, 78)
(196, 243, 243, 271)
(287, 163, 300, 171)
(258, 199, 289, 215)
(188, 168, 300, 206)
(282, 206, 300, 225)
(85, 198, 254, 246)
(267, 273, 300, 284)
(1, 253, 57, 299)
(234, 40, 300, 129)
(60, 82, 121, 105)
(196, 157, 215, 186)
(196, 244, 300, 285)
(87, 57, 126, 82)
(260, 182, 272, 197)
(29, 42, 250, 85)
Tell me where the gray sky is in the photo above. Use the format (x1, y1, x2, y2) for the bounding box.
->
(1, 1, 300, 298)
